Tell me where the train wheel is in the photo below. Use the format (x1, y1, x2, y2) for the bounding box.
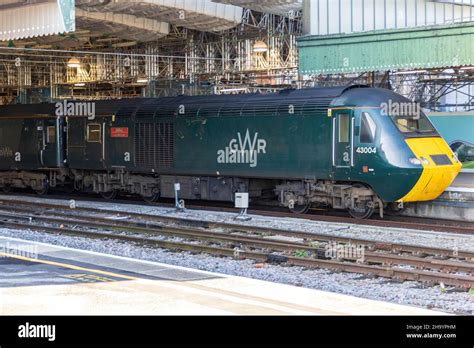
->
(63, 184, 75, 194)
(348, 184, 375, 219)
(2, 185, 12, 193)
(34, 181, 49, 196)
(100, 191, 118, 200)
(141, 193, 160, 203)
(289, 203, 311, 214)
(348, 204, 374, 219)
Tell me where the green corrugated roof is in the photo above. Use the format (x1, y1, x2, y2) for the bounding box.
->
(298, 22, 474, 75)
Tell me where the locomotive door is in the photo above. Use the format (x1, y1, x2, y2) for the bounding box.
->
(84, 120, 106, 167)
(38, 118, 61, 168)
(333, 110, 353, 168)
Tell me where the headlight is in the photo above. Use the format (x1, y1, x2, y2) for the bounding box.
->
(420, 156, 430, 165)
(409, 157, 421, 165)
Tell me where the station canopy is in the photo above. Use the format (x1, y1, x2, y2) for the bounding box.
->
(0, 0, 243, 43)
(0, 0, 75, 41)
(298, 22, 474, 75)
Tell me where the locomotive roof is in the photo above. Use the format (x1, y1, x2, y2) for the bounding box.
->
(0, 98, 148, 117)
(0, 85, 410, 119)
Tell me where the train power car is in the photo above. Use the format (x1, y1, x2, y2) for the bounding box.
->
(0, 86, 462, 218)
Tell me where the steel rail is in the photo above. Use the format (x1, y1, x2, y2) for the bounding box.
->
(0, 200, 473, 259)
(1, 209, 473, 273)
(1, 195, 473, 234)
(0, 207, 472, 288)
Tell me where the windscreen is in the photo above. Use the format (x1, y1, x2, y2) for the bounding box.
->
(389, 111, 437, 134)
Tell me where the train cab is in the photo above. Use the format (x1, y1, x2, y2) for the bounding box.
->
(330, 87, 462, 209)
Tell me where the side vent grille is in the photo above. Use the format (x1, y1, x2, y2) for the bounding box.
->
(135, 123, 174, 168)
(157, 123, 174, 167)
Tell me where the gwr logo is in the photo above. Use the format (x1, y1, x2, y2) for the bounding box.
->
(217, 129, 267, 168)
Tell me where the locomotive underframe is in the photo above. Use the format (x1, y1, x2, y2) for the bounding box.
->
(0, 169, 383, 217)
(275, 180, 382, 217)
(0, 170, 59, 193)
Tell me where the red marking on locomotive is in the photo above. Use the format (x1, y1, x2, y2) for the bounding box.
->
(111, 127, 129, 138)
(362, 166, 369, 173)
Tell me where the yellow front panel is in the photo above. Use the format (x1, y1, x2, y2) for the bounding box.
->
(398, 137, 462, 202)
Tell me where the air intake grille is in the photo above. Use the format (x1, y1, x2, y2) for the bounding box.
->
(135, 122, 174, 168)
(430, 154, 452, 166)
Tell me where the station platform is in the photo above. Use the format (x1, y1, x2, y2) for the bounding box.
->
(450, 170, 474, 190)
(0, 236, 443, 315)
(402, 169, 474, 222)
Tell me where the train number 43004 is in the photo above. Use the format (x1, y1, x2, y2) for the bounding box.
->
(356, 147, 377, 154)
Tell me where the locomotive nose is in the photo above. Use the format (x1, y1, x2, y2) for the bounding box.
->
(398, 137, 462, 202)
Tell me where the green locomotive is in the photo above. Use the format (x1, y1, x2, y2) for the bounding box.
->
(0, 86, 461, 218)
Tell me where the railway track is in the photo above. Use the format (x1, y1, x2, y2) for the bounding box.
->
(2, 192, 473, 235)
(192, 201, 474, 235)
(0, 199, 473, 289)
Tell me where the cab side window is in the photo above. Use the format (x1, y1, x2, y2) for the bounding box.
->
(87, 124, 101, 143)
(47, 126, 56, 144)
(338, 113, 350, 143)
(360, 112, 376, 143)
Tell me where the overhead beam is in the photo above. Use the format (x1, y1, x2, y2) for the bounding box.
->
(432, 0, 474, 6)
(298, 22, 474, 75)
(76, 0, 243, 32)
(75, 8, 169, 41)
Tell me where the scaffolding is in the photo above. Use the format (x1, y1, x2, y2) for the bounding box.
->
(0, 6, 471, 110)
(0, 9, 302, 104)
(303, 69, 474, 112)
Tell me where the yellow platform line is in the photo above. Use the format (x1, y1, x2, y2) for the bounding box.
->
(1, 247, 433, 314)
(0, 251, 336, 314)
(0, 251, 138, 281)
